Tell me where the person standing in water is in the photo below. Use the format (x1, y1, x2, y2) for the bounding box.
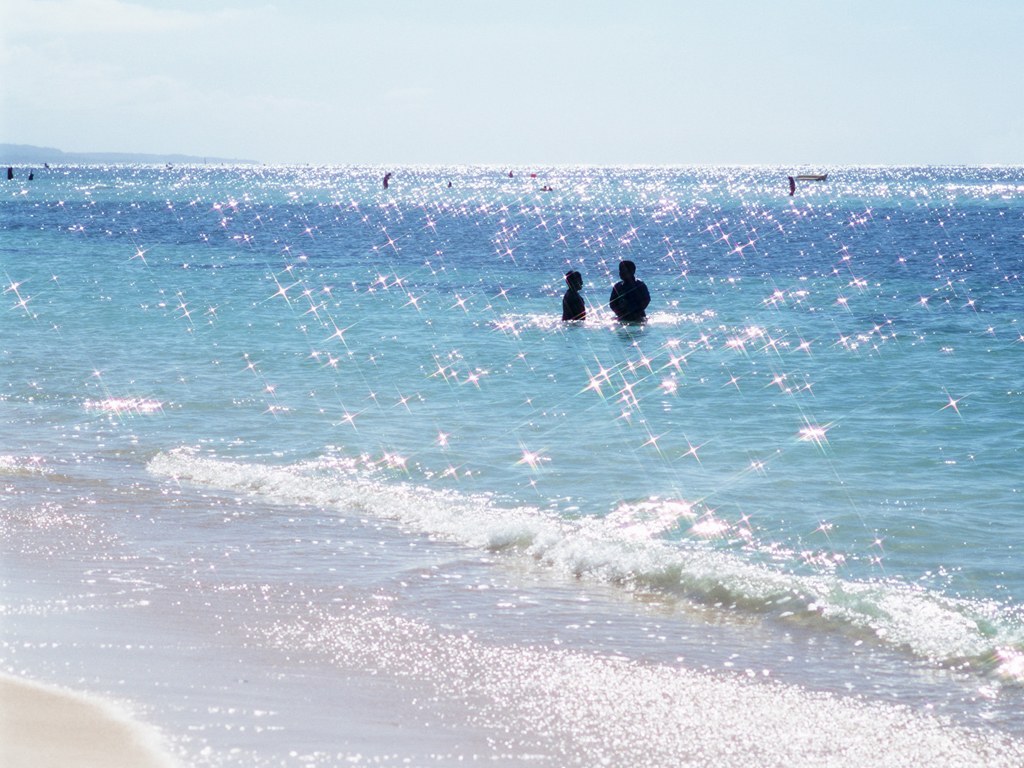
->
(609, 260, 650, 323)
(562, 270, 585, 321)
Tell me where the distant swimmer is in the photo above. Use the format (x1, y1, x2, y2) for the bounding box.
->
(540, 185, 553, 192)
(788, 176, 796, 196)
(383, 171, 392, 189)
(508, 171, 514, 178)
(6, 167, 12, 181)
(609, 260, 650, 323)
(562, 270, 585, 321)
(28, 171, 34, 181)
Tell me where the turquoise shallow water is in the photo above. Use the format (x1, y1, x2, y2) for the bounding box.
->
(2, 164, 1024, 763)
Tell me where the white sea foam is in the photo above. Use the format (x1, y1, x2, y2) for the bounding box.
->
(149, 449, 1024, 677)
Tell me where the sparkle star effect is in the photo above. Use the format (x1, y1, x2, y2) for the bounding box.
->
(5, 278, 35, 316)
(798, 421, 833, 448)
(516, 447, 550, 471)
(940, 392, 965, 416)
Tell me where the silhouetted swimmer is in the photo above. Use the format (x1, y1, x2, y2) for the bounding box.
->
(383, 172, 392, 189)
(508, 171, 514, 178)
(6, 167, 12, 181)
(609, 260, 650, 323)
(447, 181, 452, 188)
(788, 176, 796, 196)
(562, 270, 585, 321)
(28, 171, 34, 181)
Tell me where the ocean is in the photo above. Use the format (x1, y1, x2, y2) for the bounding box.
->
(2, 164, 1023, 766)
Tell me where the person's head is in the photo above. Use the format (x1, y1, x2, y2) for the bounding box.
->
(618, 260, 636, 280)
(565, 270, 583, 291)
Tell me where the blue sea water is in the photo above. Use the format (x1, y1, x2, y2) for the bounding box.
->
(2, 164, 1023, 766)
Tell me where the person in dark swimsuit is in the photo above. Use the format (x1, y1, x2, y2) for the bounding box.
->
(562, 270, 585, 321)
(609, 260, 650, 323)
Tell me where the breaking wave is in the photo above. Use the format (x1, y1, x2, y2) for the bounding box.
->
(149, 447, 1024, 679)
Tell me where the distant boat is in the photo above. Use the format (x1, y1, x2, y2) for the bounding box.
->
(795, 173, 828, 181)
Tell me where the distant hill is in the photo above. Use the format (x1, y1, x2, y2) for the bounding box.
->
(0, 143, 258, 165)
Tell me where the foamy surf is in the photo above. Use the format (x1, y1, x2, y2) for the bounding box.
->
(149, 448, 1024, 679)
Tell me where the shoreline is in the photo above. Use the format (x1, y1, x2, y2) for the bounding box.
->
(4, 508, 1024, 766)
(0, 672, 177, 768)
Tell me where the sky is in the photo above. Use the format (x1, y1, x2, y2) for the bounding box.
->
(2, 0, 1023, 165)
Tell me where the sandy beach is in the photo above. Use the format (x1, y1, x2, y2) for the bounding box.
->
(0, 673, 177, 768)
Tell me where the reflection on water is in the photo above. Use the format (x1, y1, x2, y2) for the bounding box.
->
(3, 166, 1024, 756)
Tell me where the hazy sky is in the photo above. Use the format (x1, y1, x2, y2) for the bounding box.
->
(2, 0, 1022, 165)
